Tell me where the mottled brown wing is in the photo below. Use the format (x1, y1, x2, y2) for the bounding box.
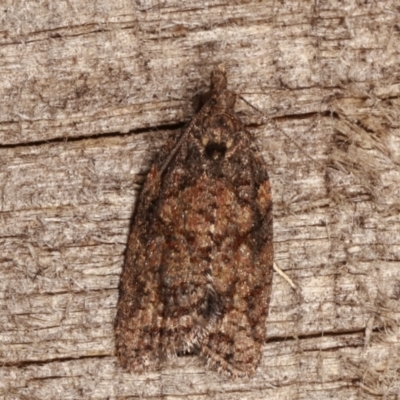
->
(115, 66, 273, 377)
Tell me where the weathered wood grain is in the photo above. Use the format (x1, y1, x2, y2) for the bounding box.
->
(1, 0, 400, 398)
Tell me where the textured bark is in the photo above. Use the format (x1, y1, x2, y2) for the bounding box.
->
(1, 1, 400, 399)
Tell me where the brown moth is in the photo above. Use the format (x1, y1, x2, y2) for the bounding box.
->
(115, 65, 273, 377)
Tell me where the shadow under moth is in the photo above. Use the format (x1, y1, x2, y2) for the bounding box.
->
(115, 65, 273, 377)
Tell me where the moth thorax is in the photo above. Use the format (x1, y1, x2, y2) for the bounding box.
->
(201, 114, 235, 160)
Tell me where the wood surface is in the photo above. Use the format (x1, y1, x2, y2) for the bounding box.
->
(1, 1, 400, 398)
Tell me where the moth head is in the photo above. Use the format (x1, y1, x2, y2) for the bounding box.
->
(210, 64, 228, 93)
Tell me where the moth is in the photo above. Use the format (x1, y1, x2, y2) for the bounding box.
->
(115, 65, 273, 377)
